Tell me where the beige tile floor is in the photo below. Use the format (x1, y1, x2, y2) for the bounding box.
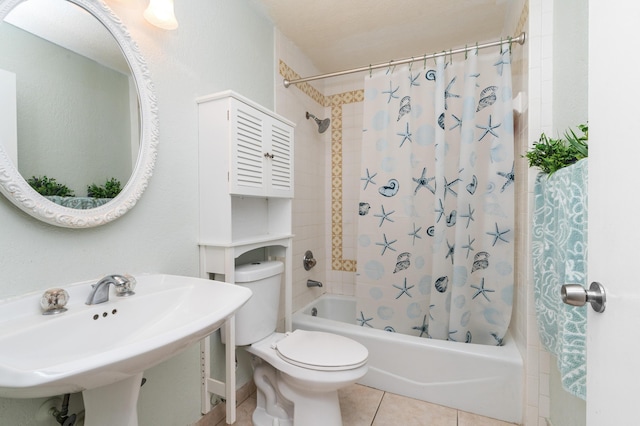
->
(214, 383, 519, 426)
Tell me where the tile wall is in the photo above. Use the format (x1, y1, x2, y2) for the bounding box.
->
(275, 31, 330, 313)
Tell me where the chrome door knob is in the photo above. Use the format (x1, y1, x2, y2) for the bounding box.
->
(561, 281, 606, 313)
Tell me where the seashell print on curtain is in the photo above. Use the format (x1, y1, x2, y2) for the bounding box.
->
(356, 48, 514, 346)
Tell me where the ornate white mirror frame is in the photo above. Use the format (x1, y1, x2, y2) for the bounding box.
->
(0, 0, 158, 228)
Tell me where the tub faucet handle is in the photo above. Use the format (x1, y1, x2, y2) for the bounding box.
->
(303, 250, 317, 271)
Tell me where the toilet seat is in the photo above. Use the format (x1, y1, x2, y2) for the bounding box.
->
(274, 330, 368, 371)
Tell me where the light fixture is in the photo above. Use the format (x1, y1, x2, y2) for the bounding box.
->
(144, 0, 178, 30)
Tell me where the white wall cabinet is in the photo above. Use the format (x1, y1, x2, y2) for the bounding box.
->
(197, 91, 294, 246)
(196, 91, 294, 421)
(199, 90, 293, 200)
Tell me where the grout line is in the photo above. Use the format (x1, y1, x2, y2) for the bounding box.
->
(369, 390, 388, 426)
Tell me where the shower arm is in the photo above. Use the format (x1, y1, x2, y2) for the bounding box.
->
(284, 32, 526, 88)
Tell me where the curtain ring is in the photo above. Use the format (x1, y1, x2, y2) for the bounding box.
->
(449, 49, 453, 65)
(409, 57, 414, 71)
(500, 37, 503, 54)
(423, 54, 427, 69)
(464, 45, 468, 60)
(369, 64, 372, 78)
(508, 36, 513, 54)
(475, 42, 479, 56)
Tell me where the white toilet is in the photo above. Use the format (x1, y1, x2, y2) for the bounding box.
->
(229, 261, 368, 426)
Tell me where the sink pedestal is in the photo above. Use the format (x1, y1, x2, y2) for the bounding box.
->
(82, 372, 143, 426)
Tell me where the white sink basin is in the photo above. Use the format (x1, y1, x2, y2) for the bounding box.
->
(0, 274, 251, 399)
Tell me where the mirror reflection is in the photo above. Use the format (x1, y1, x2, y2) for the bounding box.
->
(0, 0, 139, 209)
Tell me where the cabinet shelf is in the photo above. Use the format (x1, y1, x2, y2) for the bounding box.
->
(199, 233, 294, 249)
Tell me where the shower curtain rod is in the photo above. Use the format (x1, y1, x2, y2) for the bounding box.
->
(283, 32, 526, 88)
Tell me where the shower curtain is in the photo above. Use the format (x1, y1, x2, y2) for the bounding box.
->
(356, 48, 514, 345)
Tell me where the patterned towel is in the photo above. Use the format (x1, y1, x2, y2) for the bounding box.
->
(532, 158, 588, 400)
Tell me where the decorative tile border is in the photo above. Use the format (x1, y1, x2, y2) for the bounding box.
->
(327, 92, 362, 272)
(278, 60, 325, 106)
(279, 60, 362, 272)
(515, 0, 529, 38)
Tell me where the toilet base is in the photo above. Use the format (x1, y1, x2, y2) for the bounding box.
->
(278, 373, 343, 426)
(244, 332, 368, 426)
(250, 357, 348, 426)
(253, 407, 293, 426)
(252, 359, 294, 426)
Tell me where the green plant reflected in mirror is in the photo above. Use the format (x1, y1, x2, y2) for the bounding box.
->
(27, 175, 74, 197)
(87, 178, 122, 199)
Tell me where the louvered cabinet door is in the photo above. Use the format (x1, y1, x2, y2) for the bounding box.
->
(229, 102, 266, 196)
(228, 99, 294, 198)
(266, 120, 294, 197)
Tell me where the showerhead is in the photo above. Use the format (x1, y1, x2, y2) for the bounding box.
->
(306, 112, 331, 134)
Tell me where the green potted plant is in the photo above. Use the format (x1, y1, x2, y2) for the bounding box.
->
(87, 178, 122, 198)
(525, 124, 588, 175)
(27, 176, 75, 197)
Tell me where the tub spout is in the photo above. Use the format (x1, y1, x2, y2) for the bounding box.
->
(307, 279, 323, 288)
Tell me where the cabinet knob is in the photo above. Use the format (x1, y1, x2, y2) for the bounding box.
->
(263, 153, 275, 159)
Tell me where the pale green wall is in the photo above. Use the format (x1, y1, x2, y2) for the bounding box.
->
(0, 0, 274, 424)
(553, 0, 588, 133)
(549, 0, 588, 424)
(0, 23, 132, 195)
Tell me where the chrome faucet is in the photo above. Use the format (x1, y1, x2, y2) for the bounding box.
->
(86, 274, 136, 305)
(307, 279, 323, 288)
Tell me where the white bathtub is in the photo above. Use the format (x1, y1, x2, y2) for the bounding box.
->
(292, 294, 523, 423)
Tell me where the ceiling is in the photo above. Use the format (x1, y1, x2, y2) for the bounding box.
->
(6, 1, 514, 81)
(5, 0, 128, 74)
(252, 0, 513, 76)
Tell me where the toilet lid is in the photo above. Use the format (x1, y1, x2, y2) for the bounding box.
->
(275, 330, 368, 371)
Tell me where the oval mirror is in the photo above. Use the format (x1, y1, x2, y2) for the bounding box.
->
(0, 0, 158, 228)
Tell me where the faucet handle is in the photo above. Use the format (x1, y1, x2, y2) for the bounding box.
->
(40, 288, 70, 315)
(303, 250, 317, 271)
(114, 274, 136, 297)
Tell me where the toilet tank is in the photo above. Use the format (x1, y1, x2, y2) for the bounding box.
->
(230, 260, 284, 346)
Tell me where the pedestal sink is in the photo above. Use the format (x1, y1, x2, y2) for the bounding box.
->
(0, 274, 252, 425)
